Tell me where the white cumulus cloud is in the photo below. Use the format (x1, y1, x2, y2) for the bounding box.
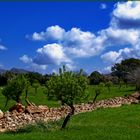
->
(19, 55, 33, 64)
(111, 1, 140, 29)
(101, 51, 121, 64)
(23, 1, 140, 73)
(31, 25, 65, 41)
(28, 26, 105, 58)
(34, 43, 72, 65)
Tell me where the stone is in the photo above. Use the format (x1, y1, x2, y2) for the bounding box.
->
(9, 103, 25, 113)
(25, 105, 43, 114)
(131, 92, 140, 100)
(38, 105, 49, 112)
(110, 104, 122, 108)
(0, 110, 3, 119)
(0, 92, 139, 133)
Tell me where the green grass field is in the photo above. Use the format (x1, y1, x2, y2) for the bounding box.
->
(0, 84, 139, 139)
(0, 104, 140, 140)
(0, 84, 135, 111)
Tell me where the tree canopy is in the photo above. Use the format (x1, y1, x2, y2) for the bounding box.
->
(2, 74, 27, 106)
(45, 66, 88, 129)
(112, 58, 140, 76)
(89, 71, 104, 85)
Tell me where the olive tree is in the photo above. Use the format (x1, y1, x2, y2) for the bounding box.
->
(32, 80, 40, 94)
(105, 81, 113, 93)
(93, 82, 105, 103)
(45, 66, 88, 129)
(134, 69, 140, 91)
(130, 68, 140, 91)
(2, 74, 27, 107)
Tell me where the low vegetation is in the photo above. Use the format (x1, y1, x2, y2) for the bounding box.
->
(0, 58, 140, 139)
(1, 105, 140, 140)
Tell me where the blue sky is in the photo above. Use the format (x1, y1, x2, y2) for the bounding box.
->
(0, 2, 140, 74)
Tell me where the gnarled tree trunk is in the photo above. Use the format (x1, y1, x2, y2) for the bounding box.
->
(61, 104, 75, 129)
(17, 97, 22, 104)
(5, 98, 9, 108)
(25, 89, 35, 106)
(93, 93, 100, 103)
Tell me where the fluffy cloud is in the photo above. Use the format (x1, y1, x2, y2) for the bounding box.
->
(111, 1, 140, 29)
(31, 25, 65, 41)
(28, 26, 105, 58)
(103, 66, 112, 73)
(64, 28, 105, 57)
(101, 51, 121, 64)
(20, 44, 73, 71)
(34, 43, 72, 65)
(19, 55, 32, 64)
(23, 1, 140, 73)
(100, 27, 139, 46)
(100, 1, 140, 66)
(101, 47, 140, 65)
(0, 45, 7, 50)
(20, 54, 48, 71)
(30, 63, 48, 71)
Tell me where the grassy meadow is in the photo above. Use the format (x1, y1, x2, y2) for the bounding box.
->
(0, 84, 135, 111)
(0, 84, 138, 140)
(0, 104, 140, 140)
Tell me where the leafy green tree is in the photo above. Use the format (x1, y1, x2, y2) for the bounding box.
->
(128, 68, 140, 91)
(93, 82, 105, 103)
(2, 74, 26, 107)
(4, 71, 16, 81)
(24, 80, 34, 106)
(26, 72, 48, 86)
(105, 81, 113, 93)
(89, 71, 104, 85)
(0, 75, 7, 86)
(32, 81, 40, 94)
(45, 66, 88, 129)
(111, 58, 140, 81)
(118, 79, 125, 90)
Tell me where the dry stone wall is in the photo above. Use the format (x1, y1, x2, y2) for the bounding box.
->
(0, 92, 140, 132)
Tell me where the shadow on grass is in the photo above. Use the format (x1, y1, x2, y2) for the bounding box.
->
(5, 120, 63, 134)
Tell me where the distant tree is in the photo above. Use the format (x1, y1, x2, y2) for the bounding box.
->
(2, 74, 26, 107)
(45, 66, 88, 129)
(24, 80, 34, 106)
(104, 74, 118, 84)
(93, 82, 105, 103)
(0, 75, 7, 86)
(111, 58, 140, 81)
(134, 69, 140, 91)
(4, 71, 16, 81)
(89, 71, 104, 85)
(118, 79, 125, 90)
(105, 81, 113, 93)
(128, 68, 140, 91)
(32, 80, 40, 94)
(26, 72, 40, 85)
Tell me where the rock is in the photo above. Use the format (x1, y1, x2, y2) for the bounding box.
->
(38, 105, 49, 112)
(9, 103, 25, 113)
(0, 92, 139, 133)
(110, 104, 122, 108)
(25, 105, 43, 114)
(0, 110, 3, 119)
(0, 129, 6, 132)
(131, 92, 140, 100)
